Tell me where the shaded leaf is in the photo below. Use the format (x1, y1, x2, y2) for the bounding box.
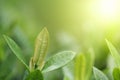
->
(33, 27, 49, 69)
(93, 67, 108, 80)
(106, 40, 120, 67)
(3, 35, 29, 70)
(23, 70, 29, 80)
(113, 67, 120, 80)
(42, 51, 76, 73)
(25, 70, 43, 80)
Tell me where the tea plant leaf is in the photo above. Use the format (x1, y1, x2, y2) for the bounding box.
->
(75, 54, 86, 80)
(42, 51, 76, 73)
(64, 76, 70, 80)
(84, 50, 94, 80)
(23, 70, 29, 80)
(93, 67, 108, 80)
(3, 35, 29, 70)
(63, 50, 94, 80)
(29, 57, 34, 72)
(63, 61, 74, 80)
(25, 70, 43, 80)
(106, 40, 120, 67)
(33, 27, 49, 69)
(113, 67, 120, 80)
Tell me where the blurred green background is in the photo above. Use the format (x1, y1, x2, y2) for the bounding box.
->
(0, 0, 120, 80)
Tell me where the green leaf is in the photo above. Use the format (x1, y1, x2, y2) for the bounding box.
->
(113, 67, 120, 80)
(63, 50, 94, 80)
(42, 51, 76, 73)
(106, 39, 120, 67)
(25, 70, 43, 80)
(93, 67, 108, 80)
(75, 54, 86, 80)
(33, 27, 49, 70)
(84, 50, 94, 80)
(3, 35, 29, 70)
(64, 76, 70, 80)
(63, 61, 74, 80)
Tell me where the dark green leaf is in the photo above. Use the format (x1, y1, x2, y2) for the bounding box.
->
(25, 70, 43, 80)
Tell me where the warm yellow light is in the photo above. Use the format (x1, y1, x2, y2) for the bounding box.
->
(98, 0, 118, 19)
(89, 0, 119, 23)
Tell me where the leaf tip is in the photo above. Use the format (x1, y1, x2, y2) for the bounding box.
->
(42, 27, 49, 34)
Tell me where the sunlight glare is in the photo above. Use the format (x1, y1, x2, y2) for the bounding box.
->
(99, 0, 118, 18)
(90, 0, 120, 23)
